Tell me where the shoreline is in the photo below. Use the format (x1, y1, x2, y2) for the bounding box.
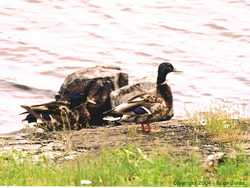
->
(0, 118, 249, 162)
(0, 118, 249, 185)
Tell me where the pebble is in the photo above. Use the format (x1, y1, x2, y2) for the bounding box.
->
(80, 180, 92, 185)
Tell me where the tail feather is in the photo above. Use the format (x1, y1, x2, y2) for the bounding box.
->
(102, 111, 123, 122)
(20, 101, 69, 125)
(21, 105, 48, 112)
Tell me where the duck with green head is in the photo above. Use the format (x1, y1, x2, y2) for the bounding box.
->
(103, 62, 181, 133)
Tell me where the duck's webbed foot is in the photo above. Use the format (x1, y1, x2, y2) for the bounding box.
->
(141, 123, 151, 133)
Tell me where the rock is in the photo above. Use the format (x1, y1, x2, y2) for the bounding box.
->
(2, 144, 42, 152)
(56, 66, 129, 125)
(204, 152, 225, 172)
(22, 127, 45, 135)
(21, 66, 129, 129)
(80, 180, 92, 185)
(57, 66, 128, 102)
(41, 142, 64, 152)
(42, 151, 63, 160)
(63, 151, 79, 160)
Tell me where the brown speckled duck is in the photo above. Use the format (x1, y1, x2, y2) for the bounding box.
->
(103, 62, 181, 133)
(21, 100, 92, 130)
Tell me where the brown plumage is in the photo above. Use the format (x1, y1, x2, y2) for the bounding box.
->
(103, 62, 181, 133)
(21, 101, 90, 130)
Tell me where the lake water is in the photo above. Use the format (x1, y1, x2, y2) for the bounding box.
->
(1, 0, 250, 133)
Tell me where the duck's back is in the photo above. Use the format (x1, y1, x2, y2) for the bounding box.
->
(110, 82, 155, 107)
(110, 82, 174, 123)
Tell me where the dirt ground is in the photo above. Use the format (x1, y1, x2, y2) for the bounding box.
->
(0, 119, 249, 162)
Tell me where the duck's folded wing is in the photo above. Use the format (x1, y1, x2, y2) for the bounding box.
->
(127, 93, 147, 103)
(102, 101, 142, 121)
(102, 111, 123, 121)
(103, 103, 152, 122)
(29, 101, 69, 108)
(20, 101, 70, 114)
(20, 101, 71, 124)
(120, 105, 153, 123)
(20, 105, 43, 120)
(127, 88, 156, 103)
(132, 106, 152, 115)
(20, 105, 48, 113)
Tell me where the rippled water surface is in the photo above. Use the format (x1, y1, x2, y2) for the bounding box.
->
(1, 0, 250, 133)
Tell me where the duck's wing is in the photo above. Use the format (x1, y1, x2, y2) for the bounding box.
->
(103, 87, 158, 122)
(104, 93, 173, 123)
(102, 103, 151, 122)
(110, 82, 155, 107)
(112, 104, 153, 123)
(21, 101, 87, 130)
(107, 91, 157, 114)
(122, 98, 174, 123)
(20, 101, 70, 115)
(20, 105, 43, 119)
(20, 101, 70, 123)
(103, 100, 141, 116)
(103, 96, 154, 122)
(127, 88, 157, 103)
(127, 93, 147, 103)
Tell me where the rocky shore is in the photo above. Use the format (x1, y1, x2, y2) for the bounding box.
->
(2, 65, 250, 167)
(0, 119, 249, 165)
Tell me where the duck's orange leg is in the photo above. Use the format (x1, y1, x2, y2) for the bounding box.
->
(141, 123, 151, 133)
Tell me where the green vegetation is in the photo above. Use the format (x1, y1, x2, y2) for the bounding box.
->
(0, 147, 249, 186)
(186, 103, 248, 143)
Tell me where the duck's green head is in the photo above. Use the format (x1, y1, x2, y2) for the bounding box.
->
(158, 62, 175, 74)
(157, 62, 181, 85)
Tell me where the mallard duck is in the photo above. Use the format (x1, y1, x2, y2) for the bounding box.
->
(103, 62, 181, 133)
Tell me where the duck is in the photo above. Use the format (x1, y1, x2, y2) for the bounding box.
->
(21, 100, 93, 130)
(103, 62, 181, 133)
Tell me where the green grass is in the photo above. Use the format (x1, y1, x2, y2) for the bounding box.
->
(0, 147, 249, 186)
(185, 104, 248, 143)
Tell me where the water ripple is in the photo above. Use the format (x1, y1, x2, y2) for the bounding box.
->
(1, 0, 250, 132)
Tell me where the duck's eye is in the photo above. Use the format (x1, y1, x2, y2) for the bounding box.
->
(168, 66, 174, 72)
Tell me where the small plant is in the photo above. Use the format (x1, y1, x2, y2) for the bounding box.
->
(186, 103, 248, 143)
(0, 146, 249, 186)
